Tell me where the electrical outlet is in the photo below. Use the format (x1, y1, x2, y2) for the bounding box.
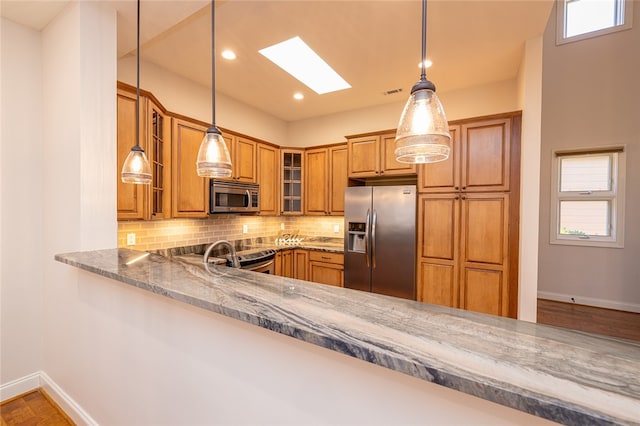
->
(242, 224, 249, 234)
(280, 222, 285, 230)
(334, 224, 340, 233)
(127, 233, 136, 246)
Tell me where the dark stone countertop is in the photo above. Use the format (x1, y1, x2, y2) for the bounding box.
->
(55, 248, 640, 426)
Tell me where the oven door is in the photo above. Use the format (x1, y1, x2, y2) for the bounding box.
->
(243, 258, 275, 274)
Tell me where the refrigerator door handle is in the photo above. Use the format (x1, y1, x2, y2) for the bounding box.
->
(365, 209, 370, 267)
(371, 209, 377, 269)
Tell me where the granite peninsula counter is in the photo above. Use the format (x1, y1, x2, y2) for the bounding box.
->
(55, 248, 640, 425)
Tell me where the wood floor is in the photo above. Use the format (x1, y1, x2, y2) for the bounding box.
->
(537, 299, 640, 341)
(1, 389, 74, 426)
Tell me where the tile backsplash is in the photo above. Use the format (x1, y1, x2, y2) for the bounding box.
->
(118, 215, 345, 251)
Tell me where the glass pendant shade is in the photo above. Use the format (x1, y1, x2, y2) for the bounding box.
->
(196, 128, 232, 177)
(121, 146, 152, 184)
(395, 84, 451, 164)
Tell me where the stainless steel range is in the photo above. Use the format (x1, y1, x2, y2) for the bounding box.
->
(222, 248, 276, 273)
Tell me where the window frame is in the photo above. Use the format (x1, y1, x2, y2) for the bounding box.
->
(550, 147, 626, 248)
(556, 0, 634, 45)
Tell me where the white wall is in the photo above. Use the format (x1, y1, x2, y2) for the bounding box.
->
(37, 0, 117, 409)
(286, 79, 520, 147)
(0, 18, 44, 394)
(516, 36, 543, 322)
(538, 2, 640, 311)
(117, 56, 289, 145)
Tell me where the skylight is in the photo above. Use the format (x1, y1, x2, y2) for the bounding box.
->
(259, 36, 351, 95)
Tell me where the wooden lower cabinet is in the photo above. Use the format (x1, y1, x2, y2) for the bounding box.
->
(308, 251, 344, 287)
(275, 250, 294, 278)
(417, 193, 511, 317)
(293, 249, 309, 281)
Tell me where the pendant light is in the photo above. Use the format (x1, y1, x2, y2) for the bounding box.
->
(196, 1, 232, 178)
(121, 0, 152, 184)
(394, 0, 451, 164)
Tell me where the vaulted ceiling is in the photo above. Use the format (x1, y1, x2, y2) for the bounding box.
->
(2, 0, 554, 122)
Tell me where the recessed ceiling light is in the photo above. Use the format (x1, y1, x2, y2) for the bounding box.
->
(293, 92, 304, 100)
(221, 50, 236, 60)
(418, 59, 433, 69)
(259, 36, 351, 95)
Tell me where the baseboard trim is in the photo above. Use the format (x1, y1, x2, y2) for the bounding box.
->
(1, 372, 97, 425)
(538, 291, 640, 314)
(0, 372, 40, 402)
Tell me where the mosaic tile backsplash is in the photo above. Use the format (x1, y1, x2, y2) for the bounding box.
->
(118, 215, 345, 251)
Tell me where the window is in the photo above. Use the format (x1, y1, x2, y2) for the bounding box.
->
(556, 0, 634, 45)
(550, 147, 625, 248)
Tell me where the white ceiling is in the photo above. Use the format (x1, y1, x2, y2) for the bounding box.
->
(1, 0, 553, 122)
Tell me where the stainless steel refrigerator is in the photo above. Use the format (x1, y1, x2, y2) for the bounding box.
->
(344, 185, 416, 300)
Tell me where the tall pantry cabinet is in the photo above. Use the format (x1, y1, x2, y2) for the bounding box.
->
(417, 112, 521, 318)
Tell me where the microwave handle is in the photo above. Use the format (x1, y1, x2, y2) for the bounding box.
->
(245, 190, 250, 208)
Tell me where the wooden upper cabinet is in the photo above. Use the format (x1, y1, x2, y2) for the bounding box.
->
(347, 131, 415, 178)
(417, 125, 460, 193)
(304, 147, 329, 215)
(329, 144, 348, 215)
(117, 89, 147, 220)
(304, 143, 348, 216)
(233, 137, 257, 183)
(148, 98, 171, 220)
(418, 117, 511, 193)
(348, 135, 379, 177)
(461, 118, 510, 192)
(380, 133, 416, 175)
(281, 149, 304, 215)
(117, 87, 170, 221)
(256, 143, 279, 216)
(171, 117, 209, 218)
(221, 131, 256, 183)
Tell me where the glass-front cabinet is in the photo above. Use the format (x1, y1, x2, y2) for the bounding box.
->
(281, 149, 304, 215)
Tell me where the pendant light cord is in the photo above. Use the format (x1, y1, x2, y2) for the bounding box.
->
(420, 0, 427, 81)
(135, 0, 141, 149)
(210, 1, 216, 131)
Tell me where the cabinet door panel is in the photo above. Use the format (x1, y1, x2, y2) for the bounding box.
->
(235, 137, 256, 182)
(417, 126, 460, 193)
(418, 261, 458, 307)
(348, 136, 379, 177)
(305, 148, 328, 215)
(309, 262, 344, 287)
(172, 118, 208, 218)
(257, 143, 279, 215)
(117, 90, 148, 220)
(462, 194, 508, 266)
(329, 145, 348, 215)
(281, 250, 294, 278)
(461, 268, 504, 316)
(293, 250, 308, 280)
(381, 133, 415, 175)
(418, 194, 459, 261)
(462, 119, 510, 192)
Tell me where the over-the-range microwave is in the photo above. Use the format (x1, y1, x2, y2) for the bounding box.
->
(210, 179, 259, 214)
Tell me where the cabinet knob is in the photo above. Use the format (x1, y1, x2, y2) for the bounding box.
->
(380, 170, 384, 175)
(462, 186, 466, 190)
(461, 195, 466, 200)
(455, 196, 459, 200)
(455, 186, 459, 190)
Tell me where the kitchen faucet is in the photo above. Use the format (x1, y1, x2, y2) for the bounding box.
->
(203, 240, 240, 268)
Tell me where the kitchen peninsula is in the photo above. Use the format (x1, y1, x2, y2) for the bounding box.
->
(56, 249, 640, 425)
